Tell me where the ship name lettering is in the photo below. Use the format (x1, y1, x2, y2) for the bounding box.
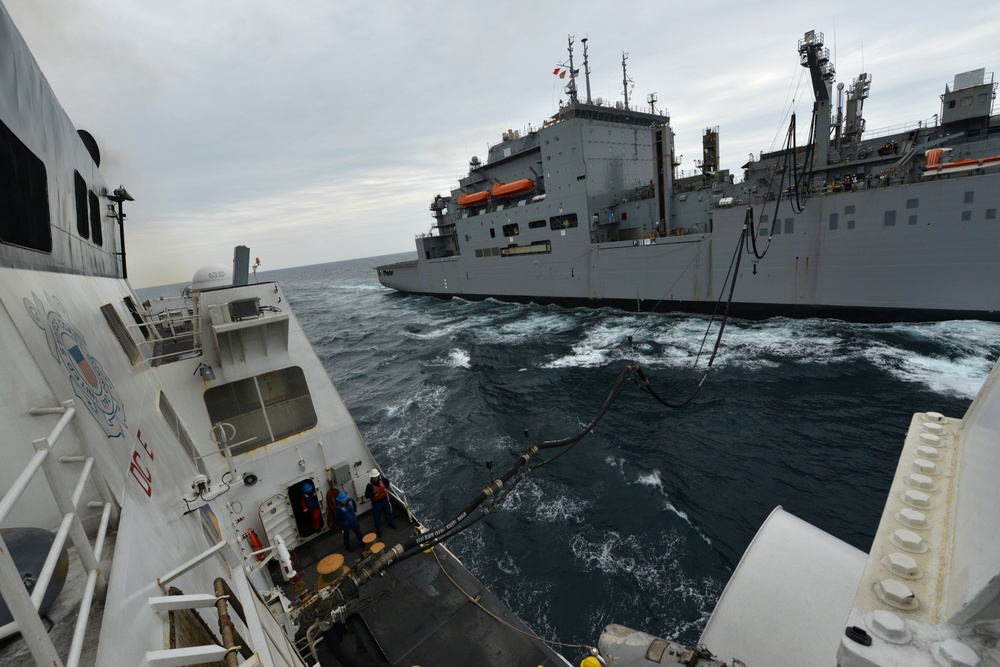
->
(130, 429, 154, 497)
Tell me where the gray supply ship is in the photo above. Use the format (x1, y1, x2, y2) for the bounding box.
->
(376, 32, 1000, 322)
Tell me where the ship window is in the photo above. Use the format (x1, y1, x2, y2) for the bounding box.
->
(502, 223, 519, 237)
(490, 228, 496, 238)
(845, 205, 855, 214)
(74, 171, 90, 239)
(784, 218, 794, 234)
(906, 198, 919, 209)
(761, 215, 769, 223)
(204, 366, 318, 456)
(0, 119, 52, 253)
(491, 247, 500, 257)
(947, 100, 956, 109)
(159, 391, 206, 475)
(528, 219, 546, 229)
(847, 220, 855, 230)
(987, 208, 997, 220)
(961, 210, 972, 221)
(621, 212, 628, 221)
(909, 215, 918, 225)
(772, 221, 781, 235)
(964, 191, 974, 204)
(884, 211, 896, 226)
(89, 190, 103, 245)
(475, 249, 483, 258)
(550, 213, 578, 230)
(829, 213, 839, 230)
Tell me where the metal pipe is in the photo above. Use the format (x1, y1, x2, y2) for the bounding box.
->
(214, 578, 240, 667)
(42, 405, 78, 447)
(36, 438, 105, 598)
(0, 448, 48, 525)
(70, 457, 95, 508)
(30, 512, 74, 608)
(65, 502, 114, 666)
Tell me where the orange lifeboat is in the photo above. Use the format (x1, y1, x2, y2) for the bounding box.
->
(457, 191, 489, 207)
(923, 148, 1000, 177)
(490, 179, 534, 198)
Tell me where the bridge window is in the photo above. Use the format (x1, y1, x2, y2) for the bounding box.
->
(0, 119, 51, 252)
(74, 171, 90, 239)
(89, 190, 103, 245)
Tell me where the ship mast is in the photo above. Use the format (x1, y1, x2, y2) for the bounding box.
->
(797, 30, 835, 170)
(622, 52, 631, 109)
(566, 35, 579, 104)
(581, 37, 592, 104)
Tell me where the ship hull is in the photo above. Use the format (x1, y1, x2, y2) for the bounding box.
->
(380, 174, 1000, 322)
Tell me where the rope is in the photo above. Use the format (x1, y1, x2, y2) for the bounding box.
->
(430, 546, 598, 653)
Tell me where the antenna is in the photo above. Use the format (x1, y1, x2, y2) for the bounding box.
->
(581, 37, 592, 104)
(622, 52, 631, 109)
(566, 35, 578, 104)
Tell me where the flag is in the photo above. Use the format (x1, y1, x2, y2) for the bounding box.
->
(69, 344, 99, 389)
(553, 66, 566, 78)
(572, 68, 580, 78)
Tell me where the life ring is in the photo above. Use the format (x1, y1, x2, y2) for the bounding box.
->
(247, 528, 265, 561)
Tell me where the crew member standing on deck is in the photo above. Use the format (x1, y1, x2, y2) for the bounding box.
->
(335, 492, 363, 551)
(299, 481, 323, 533)
(365, 468, 397, 537)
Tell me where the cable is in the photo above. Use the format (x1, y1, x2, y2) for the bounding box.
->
(430, 545, 599, 653)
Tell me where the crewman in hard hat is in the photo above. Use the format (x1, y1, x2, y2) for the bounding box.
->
(299, 480, 322, 533)
(335, 491, 363, 552)
(364, 468, 397, 537)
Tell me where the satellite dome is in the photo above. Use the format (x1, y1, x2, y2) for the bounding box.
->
(190, 264, 231, 292)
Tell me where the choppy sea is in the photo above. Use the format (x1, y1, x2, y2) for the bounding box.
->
(144, 252, 1000, 656)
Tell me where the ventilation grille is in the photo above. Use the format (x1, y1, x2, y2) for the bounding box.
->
(100, 304, 139, 364)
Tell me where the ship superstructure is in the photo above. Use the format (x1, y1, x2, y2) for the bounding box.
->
(376, 32, 1000, 322)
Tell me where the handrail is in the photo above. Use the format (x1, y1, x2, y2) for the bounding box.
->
(0, 400, 116, 667)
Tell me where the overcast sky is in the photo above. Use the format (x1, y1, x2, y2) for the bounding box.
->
(6, 1, 999, 287)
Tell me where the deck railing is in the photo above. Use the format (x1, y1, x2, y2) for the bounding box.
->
(0, 400, 115, 667)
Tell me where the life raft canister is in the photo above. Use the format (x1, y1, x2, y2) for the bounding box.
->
(247, 528, 265, 561)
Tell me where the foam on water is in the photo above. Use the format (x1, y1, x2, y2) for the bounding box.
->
(447, 348, 471, 369)
(568, 530, 723, 639)
(636, 469, 663, 490)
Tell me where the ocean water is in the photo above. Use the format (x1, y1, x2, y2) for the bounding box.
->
(149, 253, 1000, 656)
